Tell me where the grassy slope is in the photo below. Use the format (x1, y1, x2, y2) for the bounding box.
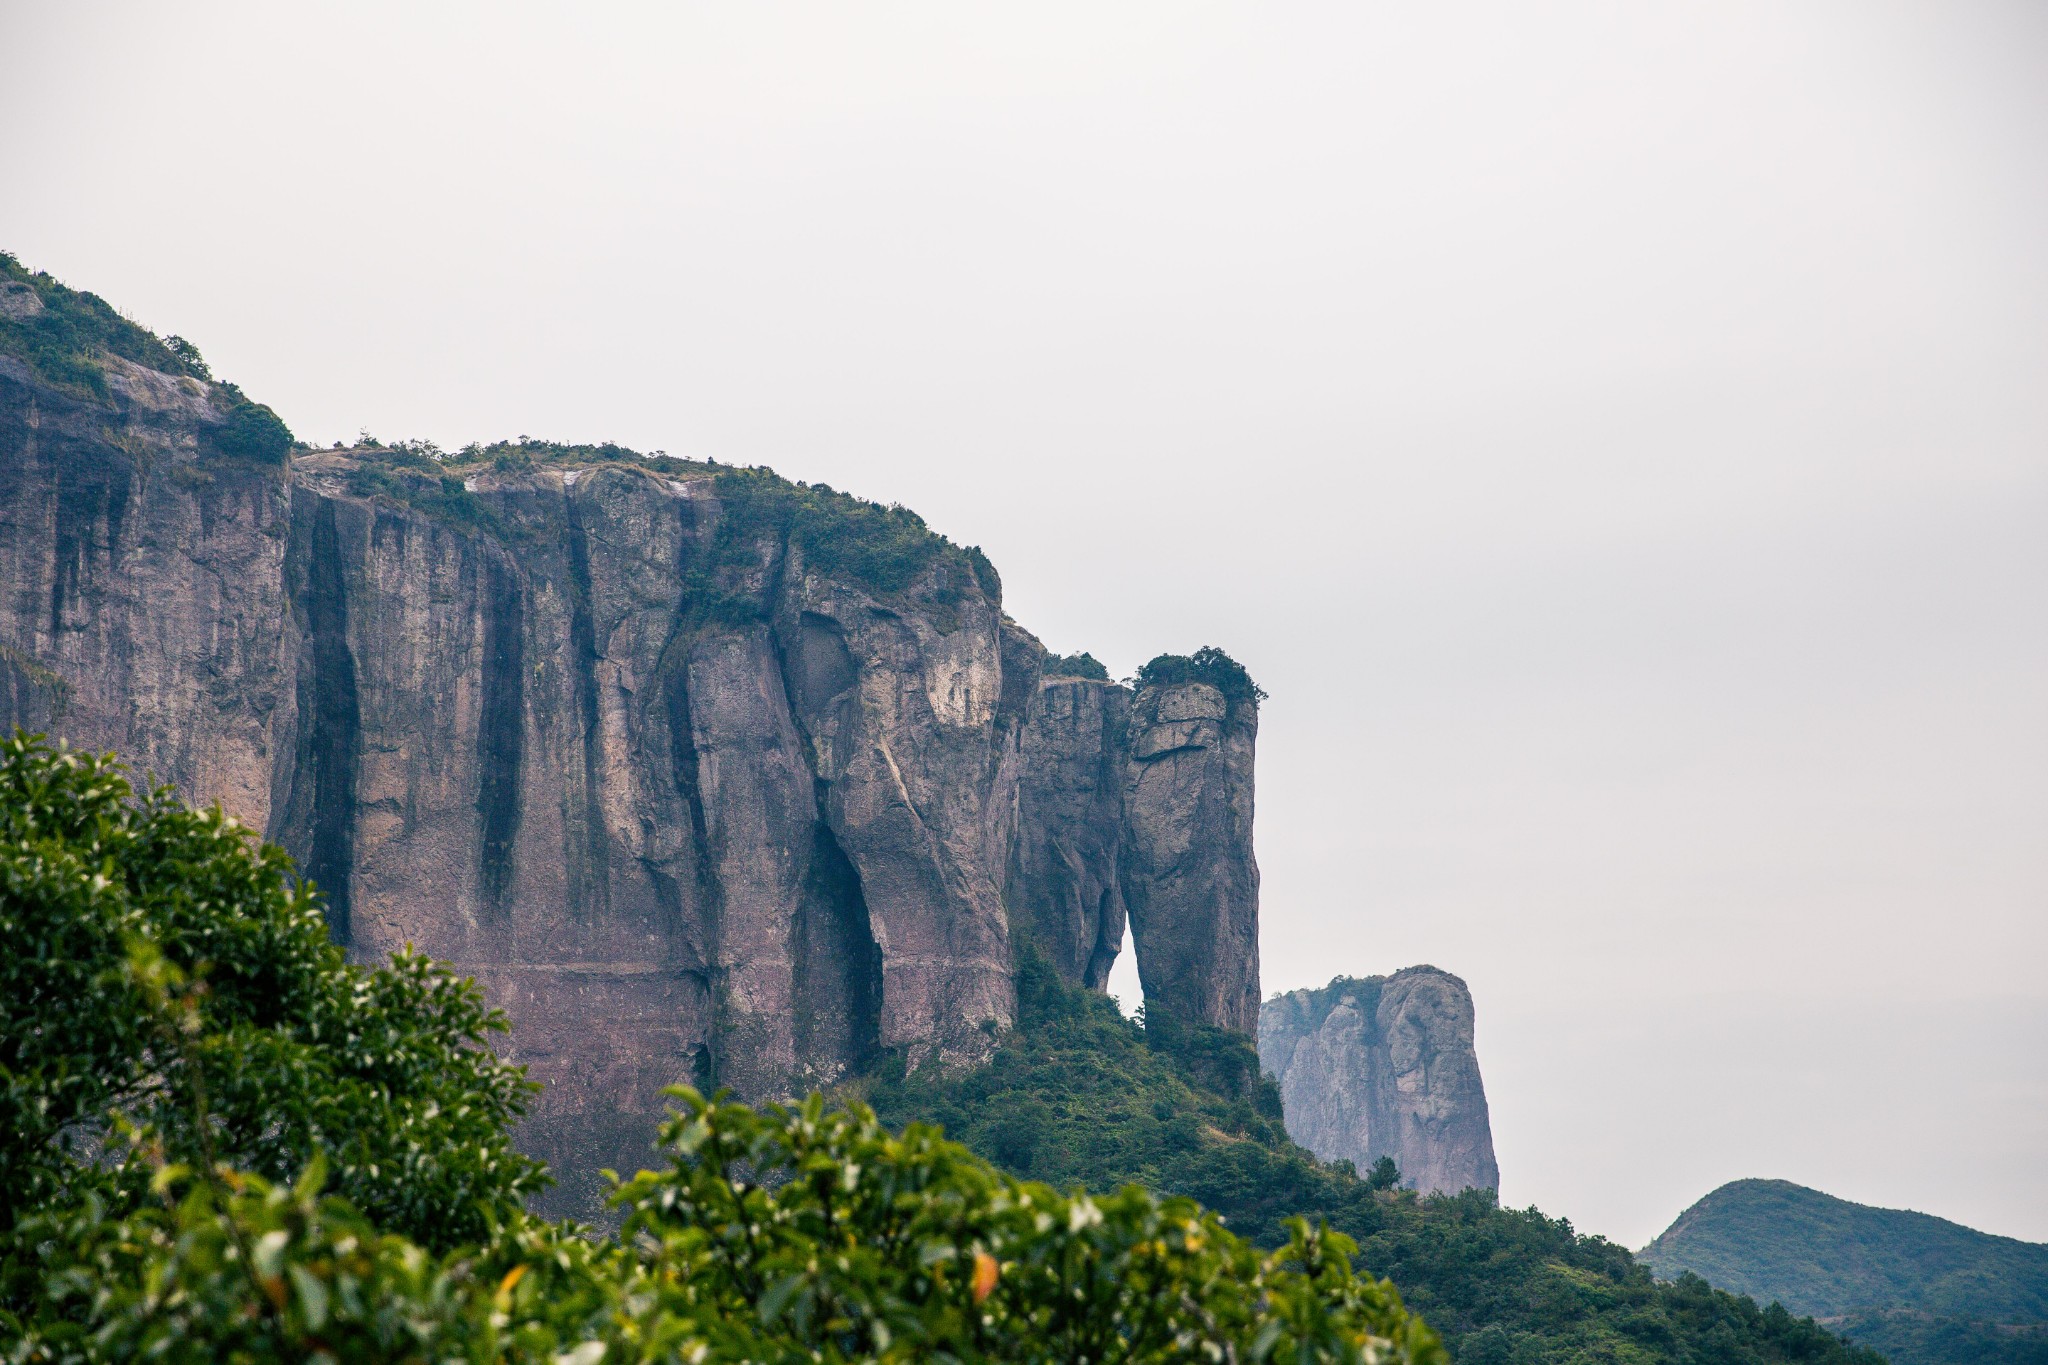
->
(866, 964, 1878, 1365)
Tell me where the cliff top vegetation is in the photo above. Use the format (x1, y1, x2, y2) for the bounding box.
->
(1043, 651, 1111, 681)
(1137, 645, 1267, 707)
(0, 251, 295, 463)
(0, 251, 207, 396)
(330, 437, 1002, 605)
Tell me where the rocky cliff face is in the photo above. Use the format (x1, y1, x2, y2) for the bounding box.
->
(1007, 674, 1261, 1033)
(0, 267, 1266, 1212)
(1258, 967, 1498, 1196)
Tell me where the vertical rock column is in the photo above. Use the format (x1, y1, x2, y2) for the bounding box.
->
(1007, 677, 1130, 989)
(1120, 681, 1261, 1033)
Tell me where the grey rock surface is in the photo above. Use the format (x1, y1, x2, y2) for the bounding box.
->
(0, 348, 1266, 1213)
(1120, 681, 1261, 1033)
(1007, 676, 1130, 989)
(1258, 966, 1499, 1195)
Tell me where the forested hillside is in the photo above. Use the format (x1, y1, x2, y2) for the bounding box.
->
(867, 963, 1880, 1365)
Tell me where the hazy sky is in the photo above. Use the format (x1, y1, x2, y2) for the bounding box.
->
(6, 1, 2044, 1250)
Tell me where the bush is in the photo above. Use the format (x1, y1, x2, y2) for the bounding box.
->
(1135, 646, 1266, 707)
(8, 1091, 1448, 1364)
(1043, 651, 1110, 681)
(208, 390, 295, 464)
(0, 734, 545, 1261)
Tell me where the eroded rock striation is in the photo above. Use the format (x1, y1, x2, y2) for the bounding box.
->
(0, 264, 1265, 1212)
(1258, 966, 1498, 1196)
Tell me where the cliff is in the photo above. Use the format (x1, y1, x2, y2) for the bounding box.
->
(0, 255, 1263, 1212)
(1008, 659, 1261, 1034)
(1258, 966, 1499, 1196)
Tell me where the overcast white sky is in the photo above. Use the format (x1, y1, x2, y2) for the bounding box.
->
(6, 1, 2044, 1250)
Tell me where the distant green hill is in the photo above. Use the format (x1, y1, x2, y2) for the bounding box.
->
(1641, 1178, 2048, 1365)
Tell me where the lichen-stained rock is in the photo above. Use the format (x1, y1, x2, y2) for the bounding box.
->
(1008, 676, 1130, 989)
(1258, 966, 1500, 1196)
(1121, 681, 1261, 1033)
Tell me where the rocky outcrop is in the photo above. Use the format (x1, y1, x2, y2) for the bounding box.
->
(1006, 672, 1262, 1033)
(1258, 967, 1498, 1195)
(0, 290, 1268, 1211)
(1119, 681, 1260, 1033)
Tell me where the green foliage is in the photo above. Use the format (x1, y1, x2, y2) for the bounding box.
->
(0, 254, 296, 462)
(7, 1091, 1447, 1364)
(1136, 646, 1267, 707)
(1829, 1310, 2048, 1365)
(705, 464, 986, 601)
(869, 969, 1881, 1365)
(160, 334, 212, 379)
(341, 438, 1000, 614)
(0, 253, 206, 398)
(0, 734, 546, 1262)
(206, 383, 295, 464)
(344, 457, 506, 538)
(605, 1088, 1442, 1363)
(1044, 651, 1111, 681)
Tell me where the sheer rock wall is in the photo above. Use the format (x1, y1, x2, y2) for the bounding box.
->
(0, 352, 1264, 1212)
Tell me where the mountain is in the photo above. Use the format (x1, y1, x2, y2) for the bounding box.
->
(0, 250, 1257, 1215)
(1260, 967, 1500, 1196)
(1642, 1179, 2048, 1365)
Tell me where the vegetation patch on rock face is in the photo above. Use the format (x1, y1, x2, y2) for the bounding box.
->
(341, 447, 508, 538)
(0, 252, 296, 464)
(204, 384, 295, 464)
(1137, 645, 1266, 707)
(0, 251, 210, 397)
